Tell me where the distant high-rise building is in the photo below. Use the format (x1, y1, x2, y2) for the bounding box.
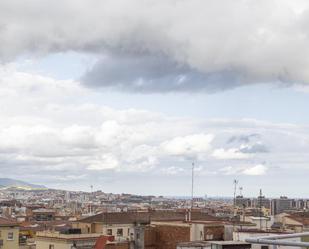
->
(65, 191, 71, 201)
(252, 195, 271, 209)
(235, 196, 251, 208)
(296, 199, 306, 210)
(271, 196, 294, 215)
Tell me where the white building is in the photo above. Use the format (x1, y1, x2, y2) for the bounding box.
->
(233, 230, 302, 249)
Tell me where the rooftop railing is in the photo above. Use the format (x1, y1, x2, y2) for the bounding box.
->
(246, 232, 309, 248)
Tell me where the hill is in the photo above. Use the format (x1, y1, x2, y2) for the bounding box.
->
(0, 178, 46, 190)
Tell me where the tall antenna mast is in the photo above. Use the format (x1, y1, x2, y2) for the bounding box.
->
(233, 179, 238, 208)
(259, 189, 263, 230)
(90, 185, 93, 215)
(191, 162, 194, 210)
(233, 179, 238, 228)
(233, 179, 238, 232)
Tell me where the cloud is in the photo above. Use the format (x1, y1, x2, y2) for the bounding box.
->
(86, 154, 119, 171)
(226, 133, 269, 154)
(242, 164, 268, 176)
(1, 65, 309, 190)
(1, 0, 309, 92)
(220, 164, 268, 176)
(161, 166, 185, 175)
(227, 134, 261, 144)
(239, 143, 269, 154)
(161, 133, 214, 158)
(81, 53, 247, 93)
(212, 148, 249, 160)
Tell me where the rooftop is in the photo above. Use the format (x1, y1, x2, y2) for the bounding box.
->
(0, 217, 19, 227)
(77, 210, 220, 224)
(32, 208, 56, 213)
(178, 241, 210, 247)
(210, 241, 251, 245)
(36, 231, 102, 241)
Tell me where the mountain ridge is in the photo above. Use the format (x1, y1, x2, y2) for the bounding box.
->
(0, 178, 46, 190)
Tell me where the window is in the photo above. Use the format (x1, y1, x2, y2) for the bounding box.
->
(117, 228, 123, 237)
(107, 229, 113, 235)
(49, 245, 54, 249)
(7, 232, 13, 240)
(261, 246, 269, 249)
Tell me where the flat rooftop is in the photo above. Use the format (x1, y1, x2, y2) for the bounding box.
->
(178, 241, 251, 247)
(36, 232, 102, 241)
(210, 241, 251, 245)
(178, 241, 210, 246)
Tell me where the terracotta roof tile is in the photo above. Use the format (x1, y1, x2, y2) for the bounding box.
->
(0, 217, 19, 226)
(94, 235, 114, 249)
(78, 210, 220, 224)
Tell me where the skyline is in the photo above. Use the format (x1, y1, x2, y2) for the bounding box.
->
(1, 0, 309, 197)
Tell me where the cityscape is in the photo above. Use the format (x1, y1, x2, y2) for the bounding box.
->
(1, 0, 309, 249)
(1, 178, 309, 249)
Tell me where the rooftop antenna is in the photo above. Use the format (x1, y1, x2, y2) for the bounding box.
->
(233, 179, 238, 230)
(233, 179, 238, 208)
(191, 162, 195, 210)
(90, 185, 94, 215)
(188, 162, 194, 222)
(259, 189, 263, 230)
(239, 186, 245, 224)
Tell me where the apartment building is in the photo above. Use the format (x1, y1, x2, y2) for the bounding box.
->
(235, 196, 251, 208)
(35, 232, 131, 249)
(0, 217, 19, 249)
(72, 210, 220, 241)
(133, 220, 226, 249)
(271, 197, 294, 215)
(233, 230, 305, 249)
(35, 231, 102, 249)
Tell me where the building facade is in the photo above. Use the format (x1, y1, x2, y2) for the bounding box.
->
(0, 217, 19, 249)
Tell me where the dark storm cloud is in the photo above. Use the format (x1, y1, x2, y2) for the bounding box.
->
(81, 53, 247, 93)
(226, 133, 269, 154)
(227, 134, 261, 144)
(239, 143, 269, 154)
(1, 0, 309, 92)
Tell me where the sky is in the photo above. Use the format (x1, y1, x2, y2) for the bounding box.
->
(1, 0, 309, 197)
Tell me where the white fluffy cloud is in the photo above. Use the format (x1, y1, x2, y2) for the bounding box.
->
(212, 148, 249, 160)
(220, 164, 268, 176)
(1, 0, 309, 91)
(161, 134, 214, 158)
(242, 164, 268, 176)
(0, 64, 309, 190)
(86, 154, 119, 171)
